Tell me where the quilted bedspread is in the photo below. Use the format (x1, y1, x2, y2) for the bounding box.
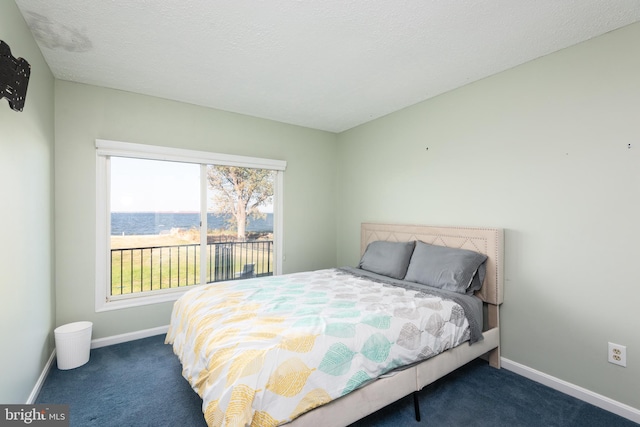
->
(166, 268, 472, 427)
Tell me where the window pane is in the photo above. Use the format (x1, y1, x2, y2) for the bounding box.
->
(206, 165, 275, 282)
(110, 157, 201, 295)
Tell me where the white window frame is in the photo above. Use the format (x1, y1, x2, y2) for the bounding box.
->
(95, 139, 286, 312)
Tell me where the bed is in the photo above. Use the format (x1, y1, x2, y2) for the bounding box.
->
(166, 223, 504, 426)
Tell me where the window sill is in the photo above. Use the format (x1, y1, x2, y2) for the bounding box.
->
(95, 287, 195, 312)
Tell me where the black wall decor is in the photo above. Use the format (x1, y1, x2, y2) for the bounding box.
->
(0, 40, 31, 112)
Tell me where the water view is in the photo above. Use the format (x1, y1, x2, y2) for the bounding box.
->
(111, 212, 274, 236)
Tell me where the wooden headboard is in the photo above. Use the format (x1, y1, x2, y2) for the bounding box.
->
(361, 223, 504, 306)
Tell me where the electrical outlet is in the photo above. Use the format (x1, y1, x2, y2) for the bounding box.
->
(608, 342, 627, 367)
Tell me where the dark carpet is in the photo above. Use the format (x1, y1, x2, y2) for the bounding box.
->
(36, 334, 636, 427)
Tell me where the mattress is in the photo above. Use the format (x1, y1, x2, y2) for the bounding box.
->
(166, 267, 482, 427)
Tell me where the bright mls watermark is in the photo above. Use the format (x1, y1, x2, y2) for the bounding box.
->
(0, 405, 68, 426)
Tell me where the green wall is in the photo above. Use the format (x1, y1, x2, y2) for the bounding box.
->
(5, 1, 640, 414)
(336, 23, 640, 410)
(0, 1, 55, 403)
(54, 81, 338, 339)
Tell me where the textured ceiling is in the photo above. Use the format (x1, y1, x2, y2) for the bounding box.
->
(14, 0, 640, 133)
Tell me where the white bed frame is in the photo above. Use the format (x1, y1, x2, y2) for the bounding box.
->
(288, 223, 504, 427)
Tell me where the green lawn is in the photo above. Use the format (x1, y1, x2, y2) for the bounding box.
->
(110, 236, 273, 295)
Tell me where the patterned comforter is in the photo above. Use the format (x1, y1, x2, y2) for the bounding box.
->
(166, 268, 475, 426)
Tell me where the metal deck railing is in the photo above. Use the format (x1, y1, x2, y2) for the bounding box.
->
(110, 240, 273, 295)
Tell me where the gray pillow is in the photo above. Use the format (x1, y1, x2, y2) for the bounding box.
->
(404, 241, 487, 294)
(358, 240, 416, 280)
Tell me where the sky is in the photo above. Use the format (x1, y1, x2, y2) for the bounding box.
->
(111, 157, 200, 212)
(110, 157, 274, 213)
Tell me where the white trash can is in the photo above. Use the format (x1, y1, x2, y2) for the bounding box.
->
(54, 321, 93, 370)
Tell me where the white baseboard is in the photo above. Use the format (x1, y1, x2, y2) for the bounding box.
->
(501, 357, 640, 424)
(27, 349, 56, 404)
(90, 325, 169, 349)
(30, 325, 170, 403)
(36, 329, 638, 424)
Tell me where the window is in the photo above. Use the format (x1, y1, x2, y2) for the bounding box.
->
(96, 140, 286, 311)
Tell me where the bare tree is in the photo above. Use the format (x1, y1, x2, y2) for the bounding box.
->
(207, 166, 274, 240)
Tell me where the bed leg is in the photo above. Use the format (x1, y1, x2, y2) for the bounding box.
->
(488, 347, 501, 368)
(487, 304, 501, 368)
(413, 392, 421, 422)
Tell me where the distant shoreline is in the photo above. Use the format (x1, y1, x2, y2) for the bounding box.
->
(111, 212, 273, 236)
(109, 230, 273, 250)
